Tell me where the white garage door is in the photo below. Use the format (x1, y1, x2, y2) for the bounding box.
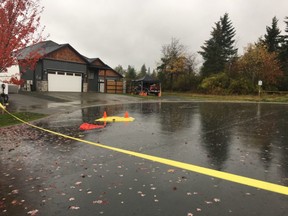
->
(48, 71, 82, 92)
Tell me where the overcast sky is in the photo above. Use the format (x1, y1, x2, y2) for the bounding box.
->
(40, 0, 287, 71)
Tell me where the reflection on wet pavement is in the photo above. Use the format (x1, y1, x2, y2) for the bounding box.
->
(1, 102, 287, 215)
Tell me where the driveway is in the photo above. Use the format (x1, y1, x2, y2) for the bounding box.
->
(7, 92, 144, 114)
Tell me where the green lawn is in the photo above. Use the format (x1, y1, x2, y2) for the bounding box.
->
(0, 112, 47, 127)
(162, 92, 288, 103)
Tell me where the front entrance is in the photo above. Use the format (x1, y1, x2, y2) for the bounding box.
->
(87, 71, 98, 91)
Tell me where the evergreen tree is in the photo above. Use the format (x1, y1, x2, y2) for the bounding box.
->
(263, 16, 281, 52)
(151, 69, 157, 79)
(220, 13, 238, 60)
(278, 16, 288, 90)
(199, 22, 223, 77)
(138, 64, 147, 78)
(125, 65, 137, 80)
(199, 13, 237, 78)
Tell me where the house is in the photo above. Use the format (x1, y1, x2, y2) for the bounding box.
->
(18, 40, 123, 92)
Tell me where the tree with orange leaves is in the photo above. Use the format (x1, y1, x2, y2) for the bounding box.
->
(234, 44, 283, 89)
(0, 0, 45, 74)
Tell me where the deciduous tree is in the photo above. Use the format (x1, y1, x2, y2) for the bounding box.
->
(235, 44, 283, 89)
(157, 38, 197, 91)
(0, 0, 45, 73)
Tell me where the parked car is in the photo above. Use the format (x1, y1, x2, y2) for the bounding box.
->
(148, 84, 160, 95)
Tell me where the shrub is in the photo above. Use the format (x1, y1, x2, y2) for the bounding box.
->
(228, 78, 255, 94)
(200, 72, 230, 94)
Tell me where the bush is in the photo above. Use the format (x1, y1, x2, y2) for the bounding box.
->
(174, 74, 200, 91)
(228, 78, 255, 94)
(200, 72, 230, 94)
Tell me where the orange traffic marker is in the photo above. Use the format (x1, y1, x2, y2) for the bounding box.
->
(103, 111, 107, 118)
(124, 111, 129, 118)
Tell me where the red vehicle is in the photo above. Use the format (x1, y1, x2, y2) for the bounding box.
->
(149, 84, 160, 95)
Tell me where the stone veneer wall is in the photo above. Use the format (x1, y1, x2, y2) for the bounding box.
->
(37, 81, 48, 92)
(83, 82, 88, 92)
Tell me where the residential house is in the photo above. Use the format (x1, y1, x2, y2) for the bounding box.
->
(18, 40, 123, 92)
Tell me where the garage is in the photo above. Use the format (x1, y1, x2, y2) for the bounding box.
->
(48, 71, 82, 92)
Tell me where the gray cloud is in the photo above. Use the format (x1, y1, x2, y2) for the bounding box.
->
(41, 0, 288, 70)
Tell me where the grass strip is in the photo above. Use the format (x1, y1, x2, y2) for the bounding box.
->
(0, 112, 47, 127)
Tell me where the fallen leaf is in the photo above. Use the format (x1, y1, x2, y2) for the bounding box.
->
(75, 181, 82, 186)
(69, 206, 80, 210)
(167, 169, 175, 173)
(11, 189, 19, 194)
(27, 209, 39, 215)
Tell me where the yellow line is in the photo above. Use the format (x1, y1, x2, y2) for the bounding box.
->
(1, 103, 287, 195)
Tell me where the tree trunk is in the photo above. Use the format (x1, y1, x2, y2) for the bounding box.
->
(170, 73, 173, 91)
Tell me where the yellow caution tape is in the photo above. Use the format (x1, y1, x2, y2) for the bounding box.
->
(1, 104, 287, 195)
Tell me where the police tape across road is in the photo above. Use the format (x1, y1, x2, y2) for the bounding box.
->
(0, 103, 287, 196)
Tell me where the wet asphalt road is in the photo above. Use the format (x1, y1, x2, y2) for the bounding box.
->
(0, 93, 288, 216)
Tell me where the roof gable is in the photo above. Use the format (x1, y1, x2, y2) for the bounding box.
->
(46, 45, 87, 64)
(91, 58, 106, 66)
(90, 58, 123, 78)
(18, 41, 88, 64)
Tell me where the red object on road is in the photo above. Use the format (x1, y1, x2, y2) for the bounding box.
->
(79, 123, 105, 130)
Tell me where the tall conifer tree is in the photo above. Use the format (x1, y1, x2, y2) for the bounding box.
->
(263, 16, 281, 52)
(278, 16, 288, 90)
(199, 13, 237, 77)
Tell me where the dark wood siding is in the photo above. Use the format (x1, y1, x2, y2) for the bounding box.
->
(46, 46, 86, 64)
(99, 69, 121, 78)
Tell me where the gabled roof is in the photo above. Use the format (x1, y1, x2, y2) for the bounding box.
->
(17, 40, 64, 60)
(134, 74, 159, 83)
(86, 57, 123, 78)
(17, 40, 88, 63)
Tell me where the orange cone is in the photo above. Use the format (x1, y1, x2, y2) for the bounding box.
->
(124, 111, 129, 118)
(103, 111, 107, 118)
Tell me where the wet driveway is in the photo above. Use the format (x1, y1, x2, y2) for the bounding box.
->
(1, 101, 288, 215)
